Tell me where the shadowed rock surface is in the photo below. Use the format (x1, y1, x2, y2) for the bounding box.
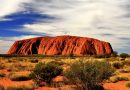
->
(8, 36, 113, 56)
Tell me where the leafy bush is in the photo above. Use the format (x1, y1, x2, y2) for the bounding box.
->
(110, 76, 129, 83)
(112, 61, 123, 69)
(126, 82, 130, 88)
(9, 74, 30, 81)
(64, 60, 114, 90)
(120, 53, 129, 58)
(111, 51, 118, 57)
(29, 62, 63, 84)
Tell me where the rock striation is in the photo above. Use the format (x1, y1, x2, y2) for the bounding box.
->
(7, 36, 113, 56)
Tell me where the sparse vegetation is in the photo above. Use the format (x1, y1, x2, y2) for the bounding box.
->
(123, 59, 130, 66)
(94, 54, 111, 58)
(122, 67, 130, 73)
(47, 61, 64, 66)
(111, 61, 124, 69)
(64, 60, 114, 90)
(8, 63, 26, 71)
(0, 54, 130, 89)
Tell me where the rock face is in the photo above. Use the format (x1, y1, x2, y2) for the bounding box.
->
(7, 36, 113, 56)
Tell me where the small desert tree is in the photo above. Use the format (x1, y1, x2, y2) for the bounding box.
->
(120, 53, 129, 58)
(111, 51, 118, 57)
(64, 60, 115, 90)
(29, 62, 63, 84)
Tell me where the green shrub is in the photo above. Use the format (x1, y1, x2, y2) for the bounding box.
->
(64, 60, 114, 90)
(111, 51, 118, 57)
(9, 74, 31, 81)
(126, 82, 130, 88)
(0, 72, 5, 77)
(112, 61, 123, 69)
(120, 53, 129, 58)
(29, 62, 63, 84)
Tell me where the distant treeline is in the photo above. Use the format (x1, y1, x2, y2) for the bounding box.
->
(0, 52, 129, 58)
(0, 54, 83, 58)
(0, 54, 109, 58)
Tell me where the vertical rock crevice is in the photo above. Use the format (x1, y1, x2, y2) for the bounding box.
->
(7, 36, 113, 56)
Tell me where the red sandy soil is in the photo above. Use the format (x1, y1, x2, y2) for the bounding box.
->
(1, 69, 130, 90)
(104, 81, 130, 90)
(0, 69, 33, 88)
(35, 85, 78, 90)
(0, 69, 30, 76)
(103, 73, 130, 90)
(0, 78, 34, 88)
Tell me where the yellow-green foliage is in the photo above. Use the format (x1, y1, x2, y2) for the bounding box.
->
(111, 61, 124, 69)
(123, 59, 130, 66)
(122, 67, 130, 73)
(109, 76, 129, 83)
(7, 61, 34, 72)
(64, 60, 114, 90)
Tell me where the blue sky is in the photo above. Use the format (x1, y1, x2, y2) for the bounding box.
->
(0, 0, 130, 54)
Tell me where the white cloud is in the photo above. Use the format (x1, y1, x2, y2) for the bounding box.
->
(22, 0, 130, 52)
(23, 0, 130, 35)
(0, 0, 32, 19)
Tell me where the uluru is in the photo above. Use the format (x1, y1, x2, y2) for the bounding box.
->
(7, 35, 113, 56)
